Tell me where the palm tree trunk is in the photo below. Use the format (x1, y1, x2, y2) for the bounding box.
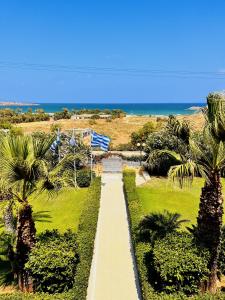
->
(197, 171, 223, 293)
(3, 201, 15, 234)
(16, 202, 36, 292)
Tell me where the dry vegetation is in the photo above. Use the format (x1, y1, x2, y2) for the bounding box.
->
(16, 113, 205, 146)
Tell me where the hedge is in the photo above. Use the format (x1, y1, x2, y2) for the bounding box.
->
(122, 169, 225, 300)
(72, 176, 101, 299)
(0, 177, 101, 300)
(123, 168, 154, 299)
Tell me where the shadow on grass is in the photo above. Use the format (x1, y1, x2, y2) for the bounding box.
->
(33, 210, 52, 223)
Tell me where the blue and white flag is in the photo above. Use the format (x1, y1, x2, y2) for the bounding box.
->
(91, 131, 110, 151)
(50, 130, 61, 153)
(69, 135, 76, 147)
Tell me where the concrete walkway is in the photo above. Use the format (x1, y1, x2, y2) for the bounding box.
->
(87, 160, 140, 300)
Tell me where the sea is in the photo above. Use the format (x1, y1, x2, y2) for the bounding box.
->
(1, 102, 205, 116)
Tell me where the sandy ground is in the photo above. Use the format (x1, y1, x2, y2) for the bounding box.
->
(16, 113, 205, 146)
(87, 173, 140, 300)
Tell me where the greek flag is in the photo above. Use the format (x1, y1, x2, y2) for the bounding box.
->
(69, 135, 76, 147)
(91, 131, 110, 151)
(50, 131, 60, 153)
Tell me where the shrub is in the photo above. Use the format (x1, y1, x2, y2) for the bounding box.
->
(76, 169, 95, 187)
(50, 123, 62, 133)
(10, 127, 23, 136)
(0, 122, 12, 129)
(91, 114, 100, 119)
(89, 119, 96, 125)
(218, 226, 225, 275)
(53, 108, 71, 120)
(123, 169, 153, 298)
(131, 121, 156, 146)
(25, 230, 78, 293)
(153, 233, 209, 294)
(72, 177, 101, 299)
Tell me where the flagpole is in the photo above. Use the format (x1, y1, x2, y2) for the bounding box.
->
(73, 129, 77, 188)
(90, 130, 93, 182)
(58, 128, 61, 163)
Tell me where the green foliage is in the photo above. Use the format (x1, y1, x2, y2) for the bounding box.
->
(53, 108, 71, 120)
(137, 210, 189, 244)
(76, 169, 95, 187)
(1, 291, 225, 300)
(123, 169, 154, 299)
(25, 230, 78, 293)
(0, 108, 50, 124)
(74, 108, 125, 118)
(90, 114, 100, 119)
(89, 119, 96, 125)
(50, 123, 62, 133)
(146, 130, 180, 152)
(9, 127, 23, 136)
(218, 226, 225, 275)
(0, 122, 12, 129)
(72, 177, 101, 300)
(153, 233, 209, 294)
(131, 121, 156, 146)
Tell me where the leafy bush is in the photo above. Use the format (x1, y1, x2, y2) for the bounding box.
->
(76, 169, 95, 187)
(72, 177, 101, 300)
(137, 210, 189, 244)
(145, 131, 182, 175)
(123, 169, 153, 298)
(91, 114, 100, 119)
(89, 119, 96, 125)
(218, 226, 225, 275)
(0, 122, 12, 129)
(53, 108, 71, 120)
(25, 230, 78, 293)
(153, 233, 209, 294)
(123, 170, 216, 299)
(146, 131, 179, 152)
(131, 121, 156, 146)
(50, 123, 62, 133)
(1, 291, 225, 300)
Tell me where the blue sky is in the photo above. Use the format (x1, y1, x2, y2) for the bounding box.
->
(0, 0, 225, 103)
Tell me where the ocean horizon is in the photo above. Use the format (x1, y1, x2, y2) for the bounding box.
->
(0, 102, 205, 116)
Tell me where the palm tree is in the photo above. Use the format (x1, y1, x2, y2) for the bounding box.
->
(137, 210, 189, 244)
(0, 134, 75, 292)
(146, 92, 225, 293)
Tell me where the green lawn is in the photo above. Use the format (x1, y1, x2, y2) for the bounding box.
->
(137, 177, 225, 229)
(0, 187, 88, 283)
(31, 187, 88, 233)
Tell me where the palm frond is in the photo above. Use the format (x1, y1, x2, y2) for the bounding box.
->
(32, 135, 55, 159)
(146, 149, 181, 170)
(168, 160, 200, 188)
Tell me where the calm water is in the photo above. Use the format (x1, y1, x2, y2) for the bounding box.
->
(1, 102, 205, 116)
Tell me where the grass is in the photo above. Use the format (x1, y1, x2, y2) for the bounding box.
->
(0, 187, 88, 292)
(137, 177, 218, 229)
(31, 187, 88, 233)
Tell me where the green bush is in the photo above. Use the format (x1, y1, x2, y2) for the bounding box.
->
(89, 119, 96, 125)
(123, 169, 154, 299)
(25, 230, 78, 293)
(1, 291, 225, 300)
(131, 121, 156, 147)
(0, 122, 12, 129)
(153, 233, 209, 294)
(76, 169, 95, 187)
(123, 170, 218, 300)
(53, 108, 71, 120)
(72, 177, 101, 300)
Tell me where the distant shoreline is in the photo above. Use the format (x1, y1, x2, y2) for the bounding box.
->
(0, 102, 204, 115)
(0, 102, 39, 106)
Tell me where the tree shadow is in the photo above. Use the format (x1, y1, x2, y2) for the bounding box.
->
(33, 211, 52, 223)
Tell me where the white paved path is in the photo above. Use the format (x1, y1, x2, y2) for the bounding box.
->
(87, 172, 140, 300)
